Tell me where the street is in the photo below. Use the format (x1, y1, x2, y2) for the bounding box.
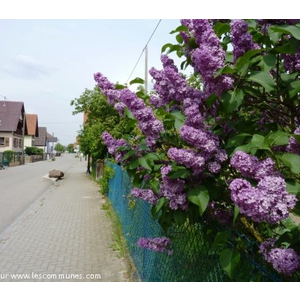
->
(0, 153, 81, 234)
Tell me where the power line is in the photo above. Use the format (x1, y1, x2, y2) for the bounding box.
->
(126, 19, 162, 84)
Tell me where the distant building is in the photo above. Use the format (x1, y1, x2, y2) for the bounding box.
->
(0, 100, 26, 153)
(24, 114, 39, 148)
(35, 126, 47, 153)
(46, 132, 58, 154)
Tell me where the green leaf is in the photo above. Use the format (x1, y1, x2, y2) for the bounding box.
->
(266, 131, 290, 146)
(281, 153, 300, 174)
(138, 157, 152, 171)
(286, 179, 300, 197)
(169, 25, 188, 34)
(289, 80, 300, 98)
(187, 186, 210, 215)
(219, 248, 241, 279)
(272, 38, 299, 54)
(173, 210, 187, 225)
(221, 89, 244, 113)
(122, 149, 136, 161)
(211, 232, 229, 251)
(129, 77, 144, 85)
(214, 65, 235, 78)
(269, 24, 300, 40)
(176, 33, 183, 43)
(167, 166, 189, 179)
(281, 218, 297, 231)
(258, 54, 277, 72)
(213, 22, 230, 37)
(226, 133, 252, 149)
(152, 197, 168, 219)
(149, 180, 160, 194)
(170, 110, 186, 130)
(115, 83, 126, 90)
(161, 43, 174, 53)
(247, 71, 276, 92)
(127, 158, 139, 170)
(233, 205, 240, 224)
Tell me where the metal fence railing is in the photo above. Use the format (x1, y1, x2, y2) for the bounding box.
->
(106, 161, 299, 282)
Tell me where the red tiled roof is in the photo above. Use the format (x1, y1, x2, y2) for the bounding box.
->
(0, 100, 25, 131)
(26, 114, 38, 136)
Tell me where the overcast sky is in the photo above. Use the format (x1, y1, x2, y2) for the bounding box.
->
(0, 19, 188, 146)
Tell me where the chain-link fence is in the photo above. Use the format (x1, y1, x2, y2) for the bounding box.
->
(106, 161, 299, 282)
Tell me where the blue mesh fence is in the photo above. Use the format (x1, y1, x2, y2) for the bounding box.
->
(106, 161, 299, 282)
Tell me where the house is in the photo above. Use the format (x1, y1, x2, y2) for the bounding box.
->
(0, 100, 26, 153)
(35, 126, 47, 152)
(24, 114, 39, 148)
(46, 132, 58, 154)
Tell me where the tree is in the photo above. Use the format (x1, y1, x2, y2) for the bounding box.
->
(67, 143, 75, 153)
(70, 85, 128, 162)
(54, 143, 65, 153)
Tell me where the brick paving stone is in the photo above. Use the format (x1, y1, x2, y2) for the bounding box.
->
(0, 159, 130, 282)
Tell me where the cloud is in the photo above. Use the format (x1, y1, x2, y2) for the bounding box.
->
(2, 55, 54, 79)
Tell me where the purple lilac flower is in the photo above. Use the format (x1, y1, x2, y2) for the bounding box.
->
(101, 131, 127, 163)
(207, 161, 221, 173)
(180, 125, 219, 155)
(231, 151, 281, 180)
(283, 47, 300, 73)
(95, 72, 164, 147)
(94, 73, 119, 105)
(287, 126, 300, 154)
(229, 176, 297, 224)
(149, 55, 204, 109)
(188, 19, 234, 96)
(184, 102, 205, 129)
(137, 237, 172, 254)
(230, 151, 259, 178)
(167, 147, 205, 174)
(260, 240, 300, 275)
(160, 165, 188, 210)
(230, 19, 260, 62)
(130, 188, 158, 205)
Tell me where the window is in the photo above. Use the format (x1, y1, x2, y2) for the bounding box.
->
(13, 138, 18, 148)
(0, 137, 9, 147)
(19, 139, 22, 148)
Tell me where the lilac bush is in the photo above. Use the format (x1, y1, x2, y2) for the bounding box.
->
(94, 19, 300, 278)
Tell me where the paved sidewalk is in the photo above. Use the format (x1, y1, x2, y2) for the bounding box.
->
(0, 160, 129, 282)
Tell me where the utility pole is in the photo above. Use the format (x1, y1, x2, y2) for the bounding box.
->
(144, 45, 148, 93)
(22, 112, 26, 164)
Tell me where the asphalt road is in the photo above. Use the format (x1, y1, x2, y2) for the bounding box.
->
(0, 153, 82, 234)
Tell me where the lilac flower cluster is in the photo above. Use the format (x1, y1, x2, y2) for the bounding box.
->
(149, 55, 203, 110)
(229, 177, 296, 223)
(130, 188, 158, 205)
(259, 239, 300, 275)
(283, 46, 300, 73)
(167, 147, 205, 175)
(230, 151, 279, 180)
(229, 151, 297, 223)
(94, 72, 119, 106)
(94, 72, 164, 147)
(287, 126, 300, 154)
(159, 165, 188, 210)
(137, 236, 172, 254)
(183, 98, 206, 129)
(178, 125, 228, 174)
(101, 131, 127, 163)
(180, 19, 234, 97)
(230, 19, 259, 62)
